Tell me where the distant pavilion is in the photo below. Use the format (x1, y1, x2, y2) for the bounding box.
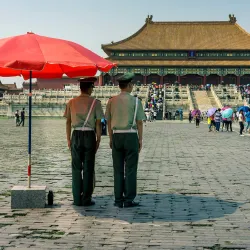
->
(100, 14, 250, 86)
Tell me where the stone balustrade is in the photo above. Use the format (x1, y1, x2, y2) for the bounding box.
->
(212, 85, 244, 107)
(1, 86, 149, 117)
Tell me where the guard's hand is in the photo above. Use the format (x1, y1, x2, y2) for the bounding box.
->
(67, 139, 71, 149)
(139, 139, 143, 153)
(109, 139, 112, 149)
(95, 139, 100, 153)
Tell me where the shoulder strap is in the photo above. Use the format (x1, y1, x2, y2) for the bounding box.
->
(132, 97, 138, 128)
(83, 99, 96, 128)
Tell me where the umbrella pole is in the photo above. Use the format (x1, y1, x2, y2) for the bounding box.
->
(28, 71, 32, 188)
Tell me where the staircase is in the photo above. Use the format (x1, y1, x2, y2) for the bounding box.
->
(190, 91, 198, 109)
(193, 91, 213, 111)
(207, 91, 218, 107)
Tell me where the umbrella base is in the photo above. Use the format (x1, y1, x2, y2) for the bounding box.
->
(11, 185, 47, 209)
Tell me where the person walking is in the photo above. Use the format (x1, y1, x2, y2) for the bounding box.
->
(245, 110, 250, 133)
(64, 77, 104, 206)
(226, 116, 233, 132)
(15, 110, 20, 127)
(195, 112, 200, 128)
(105, 73, 146, 208)
(153, 110, 157, 121)
(188, 111, 192, 123)
(239, 110, 245, 136)
(19, 108, 25, 127)
(214, 109, 222, 132)
(179, 109, 183, 121)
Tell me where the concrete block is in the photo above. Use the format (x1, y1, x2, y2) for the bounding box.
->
(11, 185, 47, 209)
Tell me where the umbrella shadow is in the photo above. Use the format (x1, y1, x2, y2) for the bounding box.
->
(73, 193, 243, 223)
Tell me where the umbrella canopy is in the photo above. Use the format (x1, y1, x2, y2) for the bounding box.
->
(222, 108, 233, 119)
(191, 109, 201, 117)
(0, 32, 116, 79)
(221, 106, 230, 111)
(238, 106, 250, 113)
(0, 32, 116, 189)
(207, 107, 217, 117)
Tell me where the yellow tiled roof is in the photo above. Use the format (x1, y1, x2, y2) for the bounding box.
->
(102, 19, 250, 52)
(107, 59, 250, 66)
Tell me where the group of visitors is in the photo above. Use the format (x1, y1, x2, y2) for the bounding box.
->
(14, 108, 25, 127)
(189, 106, 250, 136)
(238, 84, 250, 103)
(165, 109, 183, 120)
(144, 83, 163, 122)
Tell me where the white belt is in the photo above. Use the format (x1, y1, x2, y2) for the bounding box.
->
(74, 127, 94, 131)
(113, 129, 137, 134)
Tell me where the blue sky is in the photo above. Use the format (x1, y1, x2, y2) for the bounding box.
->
(1, 0, 250, 87)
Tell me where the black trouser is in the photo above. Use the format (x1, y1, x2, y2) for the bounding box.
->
(226, 121, 232, 131)
(71, 130, 96, 205)
(222, 121, 226, 130)
(19, 118, 25, 127)
(112, 133, 139, 204)
(239, 122, 244, 135)
(196, 118, 200, 127)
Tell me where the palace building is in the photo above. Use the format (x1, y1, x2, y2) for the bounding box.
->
(100, 15, 250, 86)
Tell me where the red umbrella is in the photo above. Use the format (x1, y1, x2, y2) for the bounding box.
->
(0, 32, 116, 188)
(0, 32, 115, 78)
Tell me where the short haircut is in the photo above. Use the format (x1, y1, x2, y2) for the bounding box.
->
(80, 82, 94, 92)
(119, 80, 131, 89)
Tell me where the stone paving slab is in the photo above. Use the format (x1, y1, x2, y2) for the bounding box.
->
(0, 118, 250, 249)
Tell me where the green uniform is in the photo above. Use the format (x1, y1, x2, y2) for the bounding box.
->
(64, 94, 104, 205)
(105, 92, 146, 204)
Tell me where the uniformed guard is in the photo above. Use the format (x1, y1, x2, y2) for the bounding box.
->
(64, 77, 104, 206)
(105, 73, 146, 208)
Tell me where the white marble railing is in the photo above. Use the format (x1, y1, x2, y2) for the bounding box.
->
(186, 85, 194, 111)
(210, 85, 223, 108)
(3, 86, 148, 105)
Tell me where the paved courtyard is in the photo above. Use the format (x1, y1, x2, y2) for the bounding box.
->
(0, 118, 250, 249)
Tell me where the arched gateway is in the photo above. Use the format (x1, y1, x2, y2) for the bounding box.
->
(100, 15, 250, 86)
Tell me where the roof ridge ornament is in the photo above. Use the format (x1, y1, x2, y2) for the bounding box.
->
(145, 15, 153, 24)
(229, 14, 237, 24)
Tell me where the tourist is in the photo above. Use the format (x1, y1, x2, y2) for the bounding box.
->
(214, 109, 222, 132)
(226, 116, 233, 132)
(101, 118, 107, 135)
(153, 110, 157, 121)
(210, 114, 216, 131)
(208, 116, 212, 132)
(15, 110, 20, 127)
(105, 73, 146, 208)
(165, 111, 168, 120)
(239, 110, 245, 136)
(169, 111, 172, 120)
(179, 109, 183, 121)
(195, 112, 200, 128)
(145, 109, 151, 122)
(221, 118, 227, 132)
(188, 111, 192, 123)
(19, 108, 25, 127)
(64, 77, 104, 206)
(245, 110, 250, 133)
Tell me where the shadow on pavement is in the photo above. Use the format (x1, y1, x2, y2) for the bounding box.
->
(73, 193, 243, 223)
